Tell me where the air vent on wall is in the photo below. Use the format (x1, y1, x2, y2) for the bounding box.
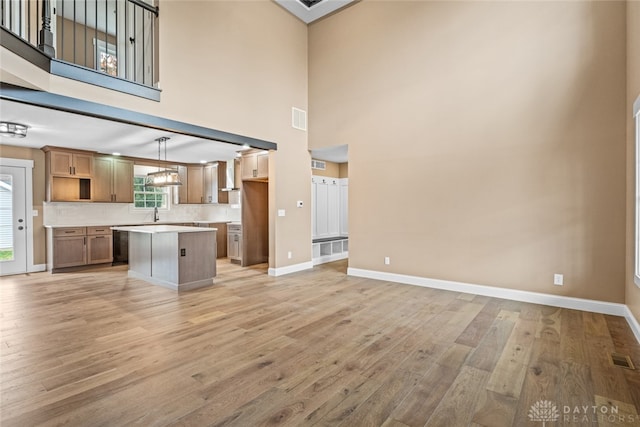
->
(292, 107, 307, 131)
(311, 159, 326, 170)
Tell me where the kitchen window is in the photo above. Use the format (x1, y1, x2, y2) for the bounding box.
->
(133, 175, 169, 209)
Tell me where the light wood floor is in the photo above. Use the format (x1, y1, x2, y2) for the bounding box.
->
(1, 260, 639, 426)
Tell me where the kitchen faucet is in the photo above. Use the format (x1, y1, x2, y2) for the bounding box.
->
(153, 207, 159, 222)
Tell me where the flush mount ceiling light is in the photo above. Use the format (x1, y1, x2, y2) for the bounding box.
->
(0, 122, 28, 138)
(145, 137, 182, 187)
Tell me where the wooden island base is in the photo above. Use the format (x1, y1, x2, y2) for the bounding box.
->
(112, 225, 217, 291)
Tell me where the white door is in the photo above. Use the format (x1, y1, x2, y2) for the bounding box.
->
(315, 179, 329, 237)
(0, 165, 27, 275)
(327, 179, 340, 236)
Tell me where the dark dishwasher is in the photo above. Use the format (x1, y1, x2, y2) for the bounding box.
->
(112, 229, 129, 265)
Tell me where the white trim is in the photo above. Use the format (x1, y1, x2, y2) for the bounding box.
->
(0, 157, 35, 275)
(636, 104, 640, 287)
(268, 261, 314, 277)
(30, 263, 46, 273)
(347, 268, 637, 339)
(624, 306, 640, 344)
(313, 251, 348, 266)
(274, 0, 355, 24)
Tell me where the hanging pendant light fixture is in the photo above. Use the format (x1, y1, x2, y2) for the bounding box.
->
(145, 137, 182, 187)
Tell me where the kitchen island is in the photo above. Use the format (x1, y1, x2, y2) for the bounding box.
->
(111, 225, 217, 291)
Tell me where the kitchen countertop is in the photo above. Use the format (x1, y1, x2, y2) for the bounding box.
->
(45, 221, 232, 228)
(111, 225, 217, 234)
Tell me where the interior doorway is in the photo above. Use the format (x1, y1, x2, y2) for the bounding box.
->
(310, 145, 349, 266)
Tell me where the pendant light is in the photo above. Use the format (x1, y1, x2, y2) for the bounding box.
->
(145, 137, 182, 187)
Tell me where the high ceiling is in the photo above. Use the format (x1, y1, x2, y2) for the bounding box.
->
(275, 0, 356, 24)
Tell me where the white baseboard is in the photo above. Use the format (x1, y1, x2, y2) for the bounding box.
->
(313, 252, 348, 266)
(29, 264, 46, 273)
(268, 261, 314, 277)
(347, 268, 639, 342)
(624, 306, 640, 344)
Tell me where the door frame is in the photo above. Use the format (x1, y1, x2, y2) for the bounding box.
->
(0, 157, 36, 274)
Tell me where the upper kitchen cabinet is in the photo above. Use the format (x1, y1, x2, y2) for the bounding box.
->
(43, 147, 93, 202)
(175, 165, 189, 204)
(183, 163, 226, 204)
(93, 156, 134, 203)
(45, 148, 93, 177)
(187, 165, 205, 204)
(241, 150, 269, 181)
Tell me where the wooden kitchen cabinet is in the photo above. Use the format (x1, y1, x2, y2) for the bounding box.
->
(203, 164, 219, 204)
(241, 151, 269, 181)
(185, 164, 224, 204)
(87, 226, 113, 264)
(187, 166, 204, 204)
(49, 226, 112, 271)
(52, 227, 87, 268)
(93, 156, 134, 203)
(175, 165, 189, 204)
(227, 230, 241, 262)
(210, 223, 228, 258)
(47, 149, 93, 177)
(44, 147, 94, 202)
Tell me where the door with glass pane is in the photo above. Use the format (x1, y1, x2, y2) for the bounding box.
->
(0, 165, 27, 275)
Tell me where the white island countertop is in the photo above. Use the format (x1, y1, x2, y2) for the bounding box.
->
(111, 225, 217, 233)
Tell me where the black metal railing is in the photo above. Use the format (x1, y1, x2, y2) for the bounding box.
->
(1, 0, 158, 87)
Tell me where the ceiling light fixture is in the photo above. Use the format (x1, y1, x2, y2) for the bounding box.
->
(0, 122, 28, 138)
(145, 137, 182, 187)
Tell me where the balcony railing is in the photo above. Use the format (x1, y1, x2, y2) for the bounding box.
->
(1, 0, 158, 88)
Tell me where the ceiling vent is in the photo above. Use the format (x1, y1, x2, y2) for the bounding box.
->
(311, 159, 326, 170)
(292, 107, 307, 131)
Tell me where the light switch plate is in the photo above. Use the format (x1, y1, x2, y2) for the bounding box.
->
(32, 210, 38, 217)
(278, 209, 286, 217)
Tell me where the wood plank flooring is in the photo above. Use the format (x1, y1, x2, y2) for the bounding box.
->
(1, 260, 639, 426)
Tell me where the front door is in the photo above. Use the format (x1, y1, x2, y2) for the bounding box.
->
(0, 165, 27, 275)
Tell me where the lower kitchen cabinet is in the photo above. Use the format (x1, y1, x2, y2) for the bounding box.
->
(227, 224, 242, 263)
(53, 235, 87, 268)
(48, 226, 113, 272)
(87, 226, 113, 264)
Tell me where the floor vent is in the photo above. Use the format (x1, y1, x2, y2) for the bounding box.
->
(610, 352, 635, 370)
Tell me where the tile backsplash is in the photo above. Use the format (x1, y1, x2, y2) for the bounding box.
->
(44, 202, 241, 226)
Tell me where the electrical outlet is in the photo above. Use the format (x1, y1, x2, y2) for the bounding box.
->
(554, 274, 563, 286)
(384, 257, 390, 265)
(287, 251, 292, 259)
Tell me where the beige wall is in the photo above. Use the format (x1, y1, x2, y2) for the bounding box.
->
(339, 162, 348, 179)
(309, 1, 627, 302)
(0, 145, 46, 266)
(626, 1, 640, 319)
(312, 160, 340, 177)
(0, 1, 310, 270)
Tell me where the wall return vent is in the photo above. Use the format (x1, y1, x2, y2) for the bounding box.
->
(292, 107, 307, 131)
(311, 159, 326, 170)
